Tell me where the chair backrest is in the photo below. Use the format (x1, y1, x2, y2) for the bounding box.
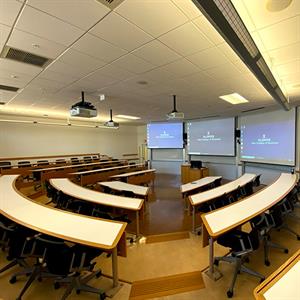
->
(37, 160, 49, 166)
(121, 190, 135, 198)
(214, 177, 222, 187)
(0, 161, 11, 169)
(55, 159, 66, 165)
(70, 157, 80, 165)
(253, 174, 261, 187)
(18, 161, 32, 168)
(83, 156, 92, 163)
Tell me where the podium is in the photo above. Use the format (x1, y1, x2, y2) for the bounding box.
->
(181, 164, 209, 184)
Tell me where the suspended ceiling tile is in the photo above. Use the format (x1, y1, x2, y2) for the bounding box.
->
(0, 0, 23, 26)
(15, 5, 84, 46)
(46, 61, 95, 79)
(112, 54, 154, 74)
(0, 23, 10, 52)
(0, 58, 42, 76)
(171, 0, 202, 20)
(159, 22, 213, 56)
(139, 68, 177, 83)
(239, 0, 300, 30)
(193, 15, 225, 45)
(115, 0, 188, 37)
(205, 61, 242, 80)
(92, 64, 135, 81)
(159, 58, 200, 77)
(39, 69, 79, 85)
(90, 12, 152, 51)
(0, 90, 18, 103)
(257, 16, 299, 51)
(26, 0, 110, 30)
(187, 47, 229, 70)
(133, 40, 181, 67)
(72, 33, 127, 63)
(7, 28, 66, 59)
(58, 48, 106, 71)
(217, 42, 241, 62)
(266, 42, 300, 66)
(275, 60, 300, 77)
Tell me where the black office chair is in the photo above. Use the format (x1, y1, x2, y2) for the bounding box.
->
(71, 158, 80, 165)
(0, 215, 16, 250)
(240, 181, 254, 197)
(214, 177, 222, 187)
(13, 234, 105, 300)
(37, 160, 49, 166)
(277, 188, 300, 240)
(253, 174, 262, 187)
(0, 161, 11, 170)
(214, 227, 265, 298)
(250, 206, 288, 266)
(83, 156, 92, 163)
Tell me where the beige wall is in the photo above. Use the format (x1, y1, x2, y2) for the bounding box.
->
(0, 122, 138, 159)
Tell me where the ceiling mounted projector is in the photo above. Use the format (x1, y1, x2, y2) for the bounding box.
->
(70, 91, 97, 118)
(104, 109, 119, 129)
(166, 95, 184, 120)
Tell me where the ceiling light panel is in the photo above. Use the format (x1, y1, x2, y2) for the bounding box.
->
(219, 93, 249, 104)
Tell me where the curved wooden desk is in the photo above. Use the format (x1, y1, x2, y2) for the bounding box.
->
(254, 249, 300, 300)
(70, 163, 146, 185)
(201, 173, 297, 280)
(0, 175, 126, 294)
(189, 173, 256, 232)
(110, 169, 156, 186)
(50, 178, 144, 236)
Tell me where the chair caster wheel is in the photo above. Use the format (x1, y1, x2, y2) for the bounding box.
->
(106, 253, 111, 258)
(214, 260, 219, 266)
(96, 271, 102, 278)
(227, 290, 233, 298)
(297, 236, 300, 241)
(54, 282, 60, 290)
(265, 260, 270, 266)
(9, 276, 17, 284)
(197, 231, 201, 236)
(260, 278, 265, 283)
(100, 293, 107, 300)
(130, 238, 134, 244)
(38, 277, 42, 282)
(76, 289, 80, 295)
(244, 257, 250, 263)
(284, 249, 289, 254)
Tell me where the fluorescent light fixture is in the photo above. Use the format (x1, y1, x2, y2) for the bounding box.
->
(115, 114, 141, 120)
(219, 93, 249, 105)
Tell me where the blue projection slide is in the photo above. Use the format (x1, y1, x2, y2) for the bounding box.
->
(147, 123, 183, 149)
(240, 120, 295, 165)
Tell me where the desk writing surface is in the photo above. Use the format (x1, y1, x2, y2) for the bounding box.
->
(263, 261, 299, 300)
(181, 176, 222, 194)
(203, 173, 297, 237)
(99, 181, 149, 196)
(34, 160, 124, 172)
(111, 169, 156, 178)
(0, 175, 126, 249)
(190, 173, 256, 205)
(71, 163, 144, 175)
(50, 178, 143, 210)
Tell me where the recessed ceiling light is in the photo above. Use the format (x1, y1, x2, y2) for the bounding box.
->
(32, 44, 40, 48)
(43, 114, 48, 117)
(219, 93, 249, 105)
(137, 80, 148, 85)
(10, 75, 18, 79)
(266, 0, 292, 12)
(115, 114, 141, 120)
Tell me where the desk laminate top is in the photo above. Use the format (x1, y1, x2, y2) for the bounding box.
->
(0, 175, 126, 249)
(181, 176, 222, 194)
(50, 178, 143, 211)
(254, 249, 300, 300)
(34, 160, 125, 172)
(71, 163, 144, 176)
(202, 173, 297, 237)
(189, 173, 256, 206)
(110, 169, 156, 178)
(98, 181, 149, 196)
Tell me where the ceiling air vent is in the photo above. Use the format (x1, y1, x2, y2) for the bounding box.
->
(242, 107, 265, 113)
(96, 0, 126, 9)
(0, 102, 6, 105)
(1, 46, 52, 68)
(0, 84, 19, 92)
